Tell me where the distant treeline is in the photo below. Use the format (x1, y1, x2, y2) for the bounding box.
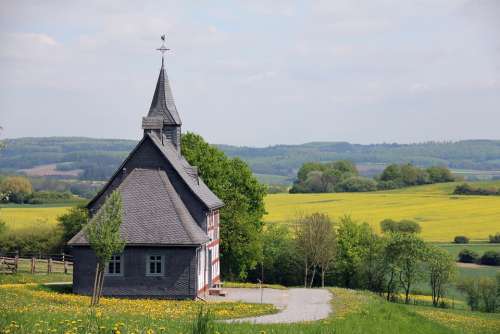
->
(221, 140, 500, 177)
(0, 137, 135, 180)
(2, 138, 500, 182)
(290, 161, 455, 193)
(453, 183, 500, 196)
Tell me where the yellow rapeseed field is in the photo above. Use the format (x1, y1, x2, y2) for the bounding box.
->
(0, 206, 71, 232)
(264, 182, 500, 241)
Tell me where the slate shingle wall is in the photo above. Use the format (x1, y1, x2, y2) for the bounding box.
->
(72, 246, 198, 299)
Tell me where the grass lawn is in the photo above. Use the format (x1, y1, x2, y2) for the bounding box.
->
(264, 181, 500, 242)
(1, 284, 499, 334)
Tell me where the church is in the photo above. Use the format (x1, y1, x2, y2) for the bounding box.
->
(68, 41, 223, 299)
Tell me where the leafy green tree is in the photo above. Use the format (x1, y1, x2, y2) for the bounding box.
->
(181, 132, 266, 280)
(58, 205, 89, 243)
(0, 176, 33, 203)
(426, 166, 454, 183)
(335, 176, 377, 192)
(380, 219, 421, 234)
(380, 164, 402, 182)
(384, 232, 427, 303)
(85, 190, 125, 306)
(457, 278, 481, 311)
(360, 229, 386, 293)
(426, 246, 456, 307)
(458, 249, 479, 263)
(335, 215, 371, 288)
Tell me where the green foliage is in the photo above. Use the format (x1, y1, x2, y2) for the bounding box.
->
(454, 183, 500, 196)
(248, 224, 301, 286)
(458, 249, 479, 263)
(378, 164, 454, 190)
(181, 132, 266, 280)
(479, 251, 500, 266)
(0, 176, 33, 203)
(457, 278, 481, 311)
(489, 233, 500, 243)
(384, 232, 427, 303)
(427, 166, 455, 183)
(335, 215, 372, 288)
(0, 225, 64, 254)
(453, 235, 469, 244)
(426, 246, 456, 307)
(190, 307, 213, 334)
(290, 160, 358, 193)
(58, 205, 89, 243)
(380, 219, 421, 234)
(457, 277, 500, 312)
(335, 176, 377, 192)
(84, 191, 125, 266)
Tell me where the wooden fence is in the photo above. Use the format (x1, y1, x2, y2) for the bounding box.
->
(0, 253, 73, 275)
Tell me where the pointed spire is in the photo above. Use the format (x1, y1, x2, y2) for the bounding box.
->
(147, 34, 181, 125)
(148, 60, 181, 125)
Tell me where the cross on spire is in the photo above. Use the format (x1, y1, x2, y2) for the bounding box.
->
(157, 34, 170, 65)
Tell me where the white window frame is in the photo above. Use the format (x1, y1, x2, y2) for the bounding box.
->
(146, 254, 164, 276)
(105, 255, 123, 276)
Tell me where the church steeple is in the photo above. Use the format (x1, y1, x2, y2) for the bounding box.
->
(142, 35, 182, 151)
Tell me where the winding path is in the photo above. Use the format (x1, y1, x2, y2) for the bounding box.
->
(209, 288, 332, 324)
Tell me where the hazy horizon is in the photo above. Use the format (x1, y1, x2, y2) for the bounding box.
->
(1, 1, 499, 146)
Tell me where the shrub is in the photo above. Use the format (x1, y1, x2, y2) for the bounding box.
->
(458, 249, 479, 263)
(478, 278, 498, 312)
(380, 219, 421, 234)
(489, 233, 500, 243)
(454, 236, 469, 244)
(479, 251, 500, 266)
(0, 176, 33, 203)
(457, 278, 481, 311)
(335, 176, 377, 192)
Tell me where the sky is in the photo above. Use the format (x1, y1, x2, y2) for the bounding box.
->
(0, 0, 499, 147)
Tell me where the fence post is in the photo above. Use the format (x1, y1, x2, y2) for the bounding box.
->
(14, 251, 19, 274)
(31, 257, 36, 274)
(63, 253, 68, 274)
(47, 257, 52, 274)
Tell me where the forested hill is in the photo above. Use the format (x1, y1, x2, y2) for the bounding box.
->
(1, 137, 500, 181)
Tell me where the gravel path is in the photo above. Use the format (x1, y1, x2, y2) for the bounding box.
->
(208, 288, 332, 324)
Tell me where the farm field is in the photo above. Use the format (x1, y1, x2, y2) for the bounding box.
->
(264, 181, 500, 241)
(434, 243, 500, 260)
(0, 204, 72, 233)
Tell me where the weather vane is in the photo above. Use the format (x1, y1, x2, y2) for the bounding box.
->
(156, 34, 170, 57)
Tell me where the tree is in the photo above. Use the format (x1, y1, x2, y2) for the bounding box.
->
(294, 212, 336, 288)
(426, 246, 456, 307)
(360, 230, 386, 293)
(457, 278, 481, 311)
(335, 216, 371, 288)
(0, 176, 33, 203)
(384, 232, 426, 303)
(58, 205, 89, 243)
(84, 190, 125, 306)
(458, 249, 479, 263)
(181, 132, 266, 280)
(380, 164, 402, 182)
(380, 219, 421, 234)
(426, 166, 454, 183)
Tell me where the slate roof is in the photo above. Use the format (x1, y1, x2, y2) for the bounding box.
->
(68, 168, 209, 246)
(147, 133, 224, 209)
(147, 59, 181, 126)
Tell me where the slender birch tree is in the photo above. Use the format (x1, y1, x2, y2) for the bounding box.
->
(84, 190, 125, 306)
